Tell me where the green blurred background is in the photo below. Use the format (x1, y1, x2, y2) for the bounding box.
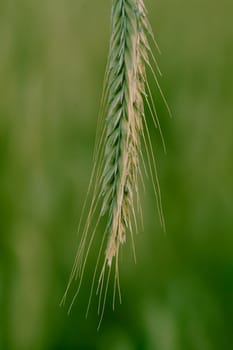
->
(1, 0, 233, 349)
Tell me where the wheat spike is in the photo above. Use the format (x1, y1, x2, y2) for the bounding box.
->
(61, 0, 168, 322)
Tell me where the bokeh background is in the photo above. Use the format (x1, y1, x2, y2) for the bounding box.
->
(1, 0, 233, 349)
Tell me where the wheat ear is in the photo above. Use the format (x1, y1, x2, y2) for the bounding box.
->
(61, 0, 169, 324)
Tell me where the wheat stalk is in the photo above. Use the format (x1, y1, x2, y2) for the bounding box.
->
(61, 0, 170, 326)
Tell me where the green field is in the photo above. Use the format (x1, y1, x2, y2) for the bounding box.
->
(1, 1, 233, 349)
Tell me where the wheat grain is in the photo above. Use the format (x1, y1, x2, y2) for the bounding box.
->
(61, 0, 169, 325)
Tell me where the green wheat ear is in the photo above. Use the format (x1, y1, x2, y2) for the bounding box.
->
(61, 0, 170, 327)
